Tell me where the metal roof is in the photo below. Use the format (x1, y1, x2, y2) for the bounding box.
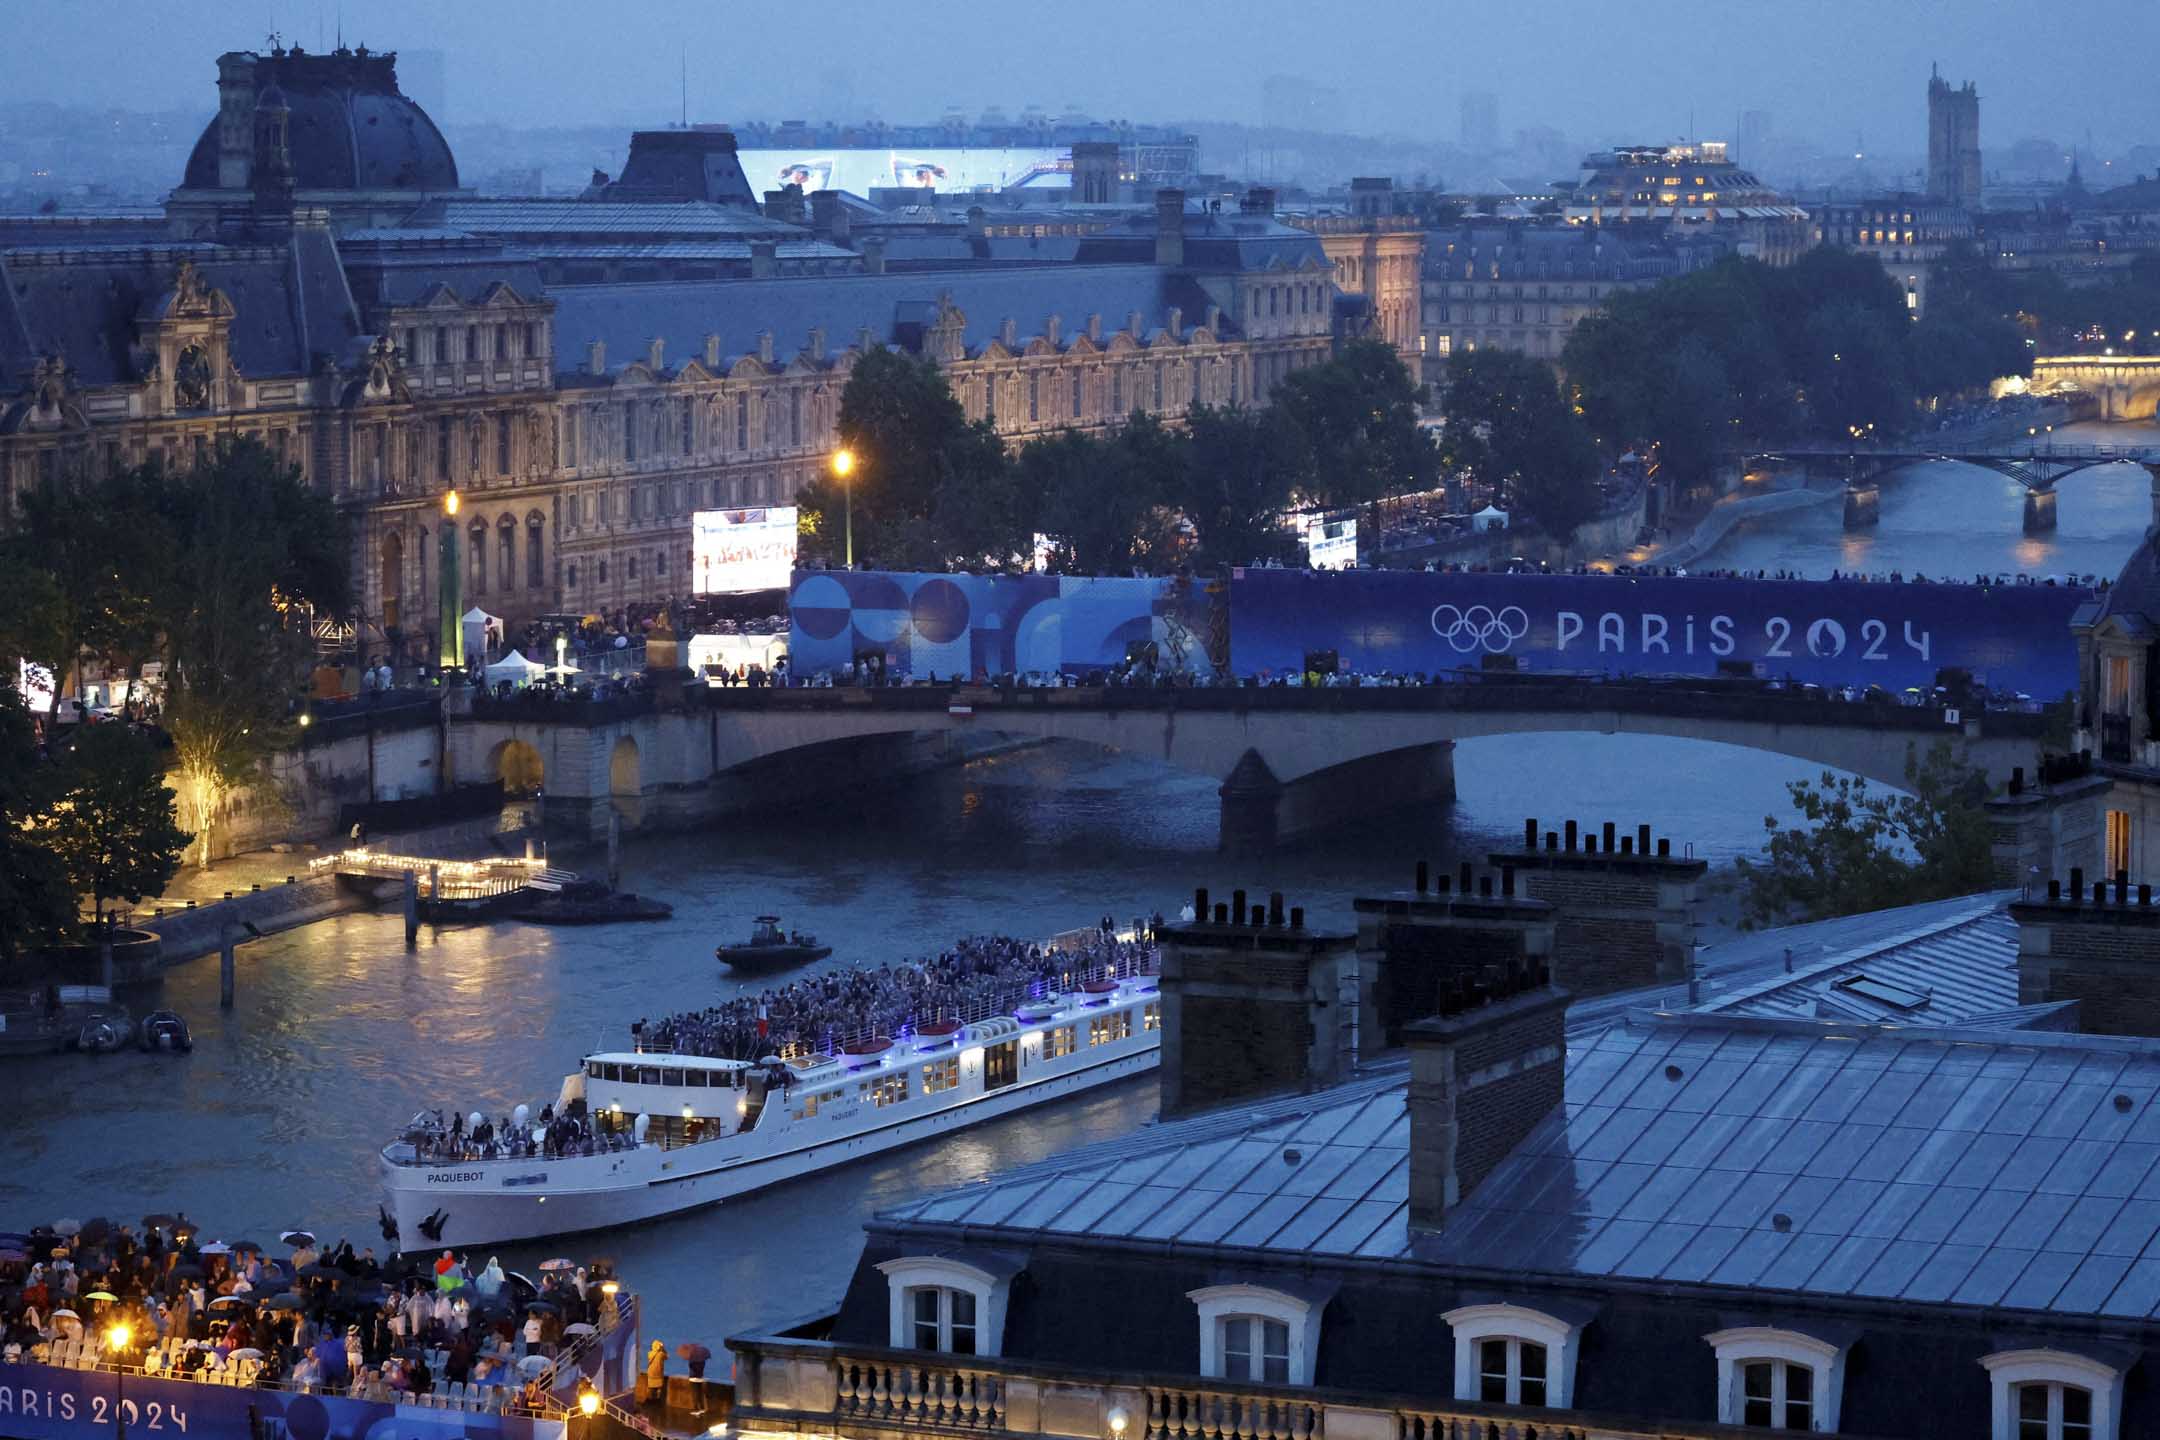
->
(1695, 902, 2034, 1026)
(432, 200, 807, 240)
(880, 1011, 2160, 1321)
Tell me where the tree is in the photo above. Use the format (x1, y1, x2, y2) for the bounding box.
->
(1018, 425, 1184, 576)
(1272, 339, 1436, 507)
(4, 463, 170, 719)
(1435, 349, 1603, 539)
(1178, 404, 1305, 567)
(0, 681, 73, 965)
(34, 722, 190, 925)
(797, 347, 1023, 570)
(157, 439, 347, 866)
(1735, 741, 1994, 926)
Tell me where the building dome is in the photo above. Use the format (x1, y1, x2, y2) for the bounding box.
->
(182, 46, 457, 194)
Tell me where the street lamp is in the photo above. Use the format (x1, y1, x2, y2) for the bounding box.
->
(439, 488, 464, 671)
(831, 448, 856, 569)
(107, 1321, 131, 1440)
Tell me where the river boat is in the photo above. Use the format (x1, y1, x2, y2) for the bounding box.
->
(715, 915, 832, 970)
(380, 955, 1160, 1248)
(138, 1010, 193, 1053)
(509, 887, 674, 925)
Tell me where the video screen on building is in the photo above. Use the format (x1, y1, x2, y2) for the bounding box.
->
(693, 506, 799, 594)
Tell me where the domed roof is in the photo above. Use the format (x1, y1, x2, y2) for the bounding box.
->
(182, 46, 457, 194)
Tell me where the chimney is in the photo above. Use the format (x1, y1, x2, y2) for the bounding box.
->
(807, 327, 826, 360)
(750, 241, 777, 279)
(1156, 895, 1358, 1116)
(810, 188, 851, 244)
(213, 51, 258, 190)
(1406, 969, 1568, 1231)
(1128, 310, 1145, 339)
(1487, 819, 1706, 995)
(703, 334, 722, 369)
(1086, 313, 1103, 342)
(1241, 186, 1278, 216)
(860, 235, 887, 275)
(967, 205, 988, 239)
(757, 331, 776, 365)
(648, 337, 666, 371)
(1165, 306, 1183, 340)
(1204, 303, 1222, 334)
(1000, 316, 1018, 350)
(1045, 314, 1063, 347)
(1352, 868, 1555, 1052)
(2010, 886, 2160, 1035)
(1155, 188, 1186, 267)
(762, 185, 807, 224)
(1070, 140, 1120, 205)
(586, 340, 606, 375)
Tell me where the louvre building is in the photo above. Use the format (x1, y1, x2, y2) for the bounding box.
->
(0, 45, 1341, 654)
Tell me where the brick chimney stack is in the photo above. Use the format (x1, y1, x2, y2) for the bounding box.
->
(2011, 873, 2160, 1034)
(1352, 862, 1555, 1051)
(1406, 961, 1567, 1231)
(1156, 889, 1357, 1116)
(1488, 817, 1707, 996)
(1155, 188, 1186, 267)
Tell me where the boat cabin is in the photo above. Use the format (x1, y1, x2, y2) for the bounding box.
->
(570, 1051, 773, 1146)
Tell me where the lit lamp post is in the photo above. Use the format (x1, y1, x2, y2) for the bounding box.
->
(578, 1378, 601, 1432)
(107, 1321, 131, 1440)
(438, 488, 464, 672)
(830, 448, 856, 569)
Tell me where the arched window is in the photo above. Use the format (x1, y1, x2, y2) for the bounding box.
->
(1441, 1303, 1585, 1410)
(1982, 1350, 2122, 1440)
(497, 518, 515, 592)
(876, 1256, 1017, 1358)
(1704, 1328, 1848, 1433)
(1188, 1285, 1323, 1387)
(467, 519, 488, 595)
(527, 514, 545, 589)
(567, 561, 578, 590)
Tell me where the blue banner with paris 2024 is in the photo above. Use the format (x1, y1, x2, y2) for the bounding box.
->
(788, 571, 1217, 679)
(1226, 569, 2091, 696)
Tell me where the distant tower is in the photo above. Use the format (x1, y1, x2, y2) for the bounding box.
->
(1927, 64, 1982, 207)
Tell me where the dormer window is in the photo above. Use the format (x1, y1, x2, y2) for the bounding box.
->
(1705, 1327, 1849, 1432)
(1982, 1350, 2124, 1440)
(1441, 1303, 1586, 1410)
(876, 1255, 1017, 1359)
(1188, 1284, 1324, 1387)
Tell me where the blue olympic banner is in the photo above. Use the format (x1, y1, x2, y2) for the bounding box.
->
(0, 1364, 568, 1440)
(1226, 569, 2092, 695)
(789, 570, 1217, 680)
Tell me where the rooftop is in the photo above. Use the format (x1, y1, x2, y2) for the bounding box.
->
(878, 1009, 2160, 1323)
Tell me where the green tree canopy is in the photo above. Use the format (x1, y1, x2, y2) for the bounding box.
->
(34, 722, 190, 925)
(1177, 403, 1305, 568)
(4, 463, 170, 717)
(1735, 741, 1994, 927)
(0, 682, 73, 965)
(1272, 338, 1437, 507)
(1435, 348, 1603, 539)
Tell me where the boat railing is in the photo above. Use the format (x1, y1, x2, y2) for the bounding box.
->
(788, 947, 1159, 1061)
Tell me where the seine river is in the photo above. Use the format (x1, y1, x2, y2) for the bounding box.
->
(6, 418, 2156, 1362)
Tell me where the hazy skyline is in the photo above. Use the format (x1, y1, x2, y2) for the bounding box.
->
(8, 0, 2156, 154)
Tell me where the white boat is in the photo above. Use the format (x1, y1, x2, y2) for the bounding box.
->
(379, 966, 1160, 1249)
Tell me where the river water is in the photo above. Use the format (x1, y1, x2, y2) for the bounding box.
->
(7, 418, 2157, 1360)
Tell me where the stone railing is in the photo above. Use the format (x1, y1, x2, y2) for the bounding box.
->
(725, 1335, 1850, 1440)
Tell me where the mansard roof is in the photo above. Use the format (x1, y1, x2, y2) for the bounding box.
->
(873, 1008, 2160, 1325)
(547, 263, 1221, 373)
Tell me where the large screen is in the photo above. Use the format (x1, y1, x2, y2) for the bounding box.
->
(693, 507, 798, 594)
(1227, 569, 2091, 696)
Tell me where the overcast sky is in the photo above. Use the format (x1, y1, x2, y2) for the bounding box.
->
(10, 0, 2156, 151)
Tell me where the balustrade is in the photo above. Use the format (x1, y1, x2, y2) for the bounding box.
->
(836, 1355, 1006, 1431)
(1146, 1384, 1321, 1440)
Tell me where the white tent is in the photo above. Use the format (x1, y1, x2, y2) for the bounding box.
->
(461, 607, 502, 663)
(484, 649, 545, 687)
(1473, 505, 1510, 532)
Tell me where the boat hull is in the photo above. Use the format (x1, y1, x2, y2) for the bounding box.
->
(383, 1042, 1156, 1249)
(716, 943, 832, 971)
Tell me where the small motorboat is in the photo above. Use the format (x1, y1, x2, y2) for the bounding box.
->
(716, 915, 832, 972)
(74, 1015, 134, 1054)
(138, 1011, 193, 1054)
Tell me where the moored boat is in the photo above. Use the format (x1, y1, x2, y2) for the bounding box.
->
(138, 1010, 193, 1053)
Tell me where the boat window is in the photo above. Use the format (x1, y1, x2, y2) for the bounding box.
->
(1144, 1003, 1161, 1032)
(662, 1066, 684, 1087)
(1045, 1026, 1078, 1060)
(638, 1066, 662, 1085)
(686, 1068, 708, 1087)
(1089, 1012, 1132, 1047)
(922, 1057, 960, 1094)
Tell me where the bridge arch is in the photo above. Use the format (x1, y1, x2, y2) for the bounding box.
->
(490, 738, 545, 797)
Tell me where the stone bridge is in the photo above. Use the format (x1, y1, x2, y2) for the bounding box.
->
(1743, 441, 2160, 534)
(2031, 354, 2160, 423)
(446, 682, 2053, 851)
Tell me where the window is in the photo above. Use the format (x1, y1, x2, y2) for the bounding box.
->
(1028, 372, 1040, 422)
(1477, 1338, 1547, 1406)
(922, 1057, 960, 1094)
(625, 402, 639, 463)
(1143, 1002, 1161, 1031)
(682, 402, 695, 456)
(1111, 368, 1123, 415)
(983, 374, 996, 424)
(466, 325, 479, 362)
(1089, 1011, 1131, 1046)
(494, 327, 508, 361)
(790, 389, 802, 446)
(2104, 654, 2132, 715)
(1043, 1025, 1076, 1060)
(862, 1073, 908, 1107)
(877, 1257, 1014, 1357)
(908, 1287, 976, 1354)
(1189, 1286, 1321, 1387)
(1153, 362, 1164, 410)
(467, 520, 488, 595)
(438, 418, 453, 480)
(2107, 810, 2132, 878)
(564, 409, 579, 466)
(598, 559, 608, 584)
(567, 562, 578, 589)
(1983, 1350, 2122, 1440)
(984, 1040, 1017, 1089)
(1706, 1328, 1846, 1433)
(433, 325, 448, 364)
(1072, 372, 1084, 419)
(527, 518, 545, 588)
(1443, 1305, 1584, 1411)
(496, 414, 512, 474)
(1222, 1318, 1289, 1384)
(735, 393, 748, 450)
(497, 520, 515, 588)
(524, 322, 539, 358)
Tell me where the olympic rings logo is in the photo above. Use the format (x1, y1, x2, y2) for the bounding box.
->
(1430, 604, 1532, 653)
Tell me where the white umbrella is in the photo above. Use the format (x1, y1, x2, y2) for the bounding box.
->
(229, 1348, 263, 1362)
(50, 1308, 79, 1321)
(199, 1242, 231, 1255)
(516, 1354, 551, 1376)
(563, 1323, 596, 1337)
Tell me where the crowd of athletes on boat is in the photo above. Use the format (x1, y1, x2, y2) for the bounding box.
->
(0, 1214, 621, 1404)
(636, 926, 1158, 1061)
